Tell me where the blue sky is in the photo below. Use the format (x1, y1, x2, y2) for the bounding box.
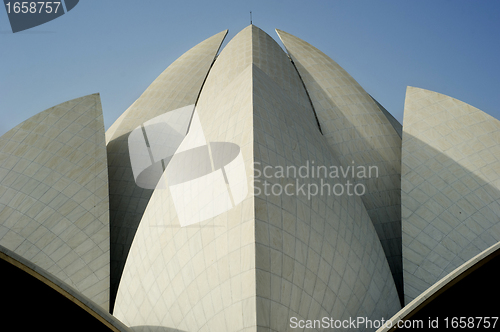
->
(1, 0, 499, 136)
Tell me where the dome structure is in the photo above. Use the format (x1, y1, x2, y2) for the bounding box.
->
(1, 25, 498, 332)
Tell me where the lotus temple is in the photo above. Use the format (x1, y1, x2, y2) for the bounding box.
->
(1, 25, 499, 331)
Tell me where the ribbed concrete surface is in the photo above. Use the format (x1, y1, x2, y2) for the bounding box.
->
(402, 87, 500, 304)
(0, 94, 110, 310)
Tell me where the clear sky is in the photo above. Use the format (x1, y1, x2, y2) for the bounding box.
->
(1, 0, 499, 136)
